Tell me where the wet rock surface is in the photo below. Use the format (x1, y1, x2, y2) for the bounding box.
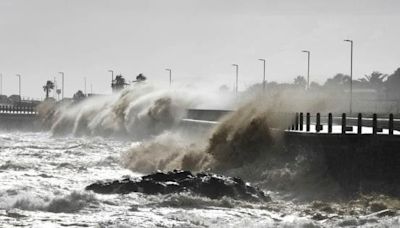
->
(86, 170, 270, 202)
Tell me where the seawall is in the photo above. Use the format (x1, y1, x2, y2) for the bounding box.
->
(0, 113, 41, 131)
(284, 132, 400, 196)
(179, 111, 400, 196)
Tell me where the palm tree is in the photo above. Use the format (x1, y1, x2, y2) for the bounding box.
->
(359, 71, 387, 90)
(385, 68, 400, 99)
(293, 76, 307, 89)
(73, 90, 86, 103)
(135, 73, 147, 82)
(112, 75, 128, 91)
(324, 73, 351, 90)
(43, 80, 55, 99)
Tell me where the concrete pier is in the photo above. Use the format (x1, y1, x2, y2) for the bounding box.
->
(182, 109, 400, 196)
(284, 132, 400, 196)
(0, 113, 40, 130)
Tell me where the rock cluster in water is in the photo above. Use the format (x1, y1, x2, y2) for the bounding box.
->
(86, 170, 270, 202)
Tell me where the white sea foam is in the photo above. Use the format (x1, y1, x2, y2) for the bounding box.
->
(49, 83, 229, 139)
(0, 132, 398, 227)
(5, 191, 96, 213)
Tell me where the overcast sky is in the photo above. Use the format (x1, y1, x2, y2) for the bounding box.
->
(1, 0, 400, 99)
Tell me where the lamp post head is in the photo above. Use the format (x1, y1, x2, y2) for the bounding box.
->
(344, 39, 353, 43)
(232, 64, 238, 67)
(165, 68, 171, 72)
(258, 58, 265, 62)
(302, 50, 310, 53)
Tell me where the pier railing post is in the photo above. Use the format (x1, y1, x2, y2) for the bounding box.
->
(316, 113, 321, 132)
(290, 113, 296, 131)
(306, 113, 310, 132)
(295, 113, 299, 130)
(328, 113, 332, 133)
(342, 113, 346, 135)
(300, 113, 304, 131)
(357, 113, 362, 135)
(372, 113, 377, 135)
(389, 113, 394, 135)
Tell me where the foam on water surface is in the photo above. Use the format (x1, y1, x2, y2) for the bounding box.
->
(0, 131, 399, 227)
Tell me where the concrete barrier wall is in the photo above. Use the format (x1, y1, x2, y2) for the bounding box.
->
(179, 116, 400, 196)
(284, 132, 400, 196)
(186, 109, 232, 121)
(0, 113, 40, 130)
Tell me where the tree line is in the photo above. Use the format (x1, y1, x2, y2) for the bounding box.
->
(244, 67, 400, 100)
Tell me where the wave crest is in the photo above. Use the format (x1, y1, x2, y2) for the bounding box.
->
(9, 191, 97, 213)
(48, 84, 193, 139)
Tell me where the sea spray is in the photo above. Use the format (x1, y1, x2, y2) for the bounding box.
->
(120, 94, 294, 173)
(120, 132, 211, 173)
(48, 84, 197, 138)
(203, 99, 343, 199)
(42, 85, 354, 198)
(206, 104, 278, 170)
(118, 92, 349, 199)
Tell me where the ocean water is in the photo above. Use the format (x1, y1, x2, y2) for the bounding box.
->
(0, 131, 399, 228)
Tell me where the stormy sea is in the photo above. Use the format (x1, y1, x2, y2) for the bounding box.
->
(1, 84, 399, 227)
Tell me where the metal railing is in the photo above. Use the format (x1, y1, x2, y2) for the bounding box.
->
(0, 105, 37, 114)
(287, 112, 400, 135)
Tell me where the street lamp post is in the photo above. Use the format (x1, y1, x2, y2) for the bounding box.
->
(59, 72, 64, 99)
(108, 70, 114, 92)
(258, 59, 266, 92)
(344, 39, 353, 114)
(302, 50, 310, 90)
(16, 74, 21, 100)
(232, 64, 239, 96)
(108, 70, 114, 83)
(84, 77, 87, 96)
(165, 69, 172, 87)
(0, 73, 2, 95)
(53, 77, 57, 98)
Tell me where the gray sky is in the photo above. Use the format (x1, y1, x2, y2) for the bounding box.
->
(1, 0, 400, 99)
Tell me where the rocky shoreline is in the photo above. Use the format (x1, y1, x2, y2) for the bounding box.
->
(86, 170, 270, 202)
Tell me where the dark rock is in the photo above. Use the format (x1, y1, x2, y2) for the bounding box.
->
(137, 180, 166, 194)
(312, 212, 328, 220)
(85, 170, 270, 202)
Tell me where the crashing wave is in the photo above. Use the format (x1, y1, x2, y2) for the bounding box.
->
(7, 191, 97, 213)
(46, 84, 196, 139)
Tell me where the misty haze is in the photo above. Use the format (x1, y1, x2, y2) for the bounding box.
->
(0, 0, 399, 227)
